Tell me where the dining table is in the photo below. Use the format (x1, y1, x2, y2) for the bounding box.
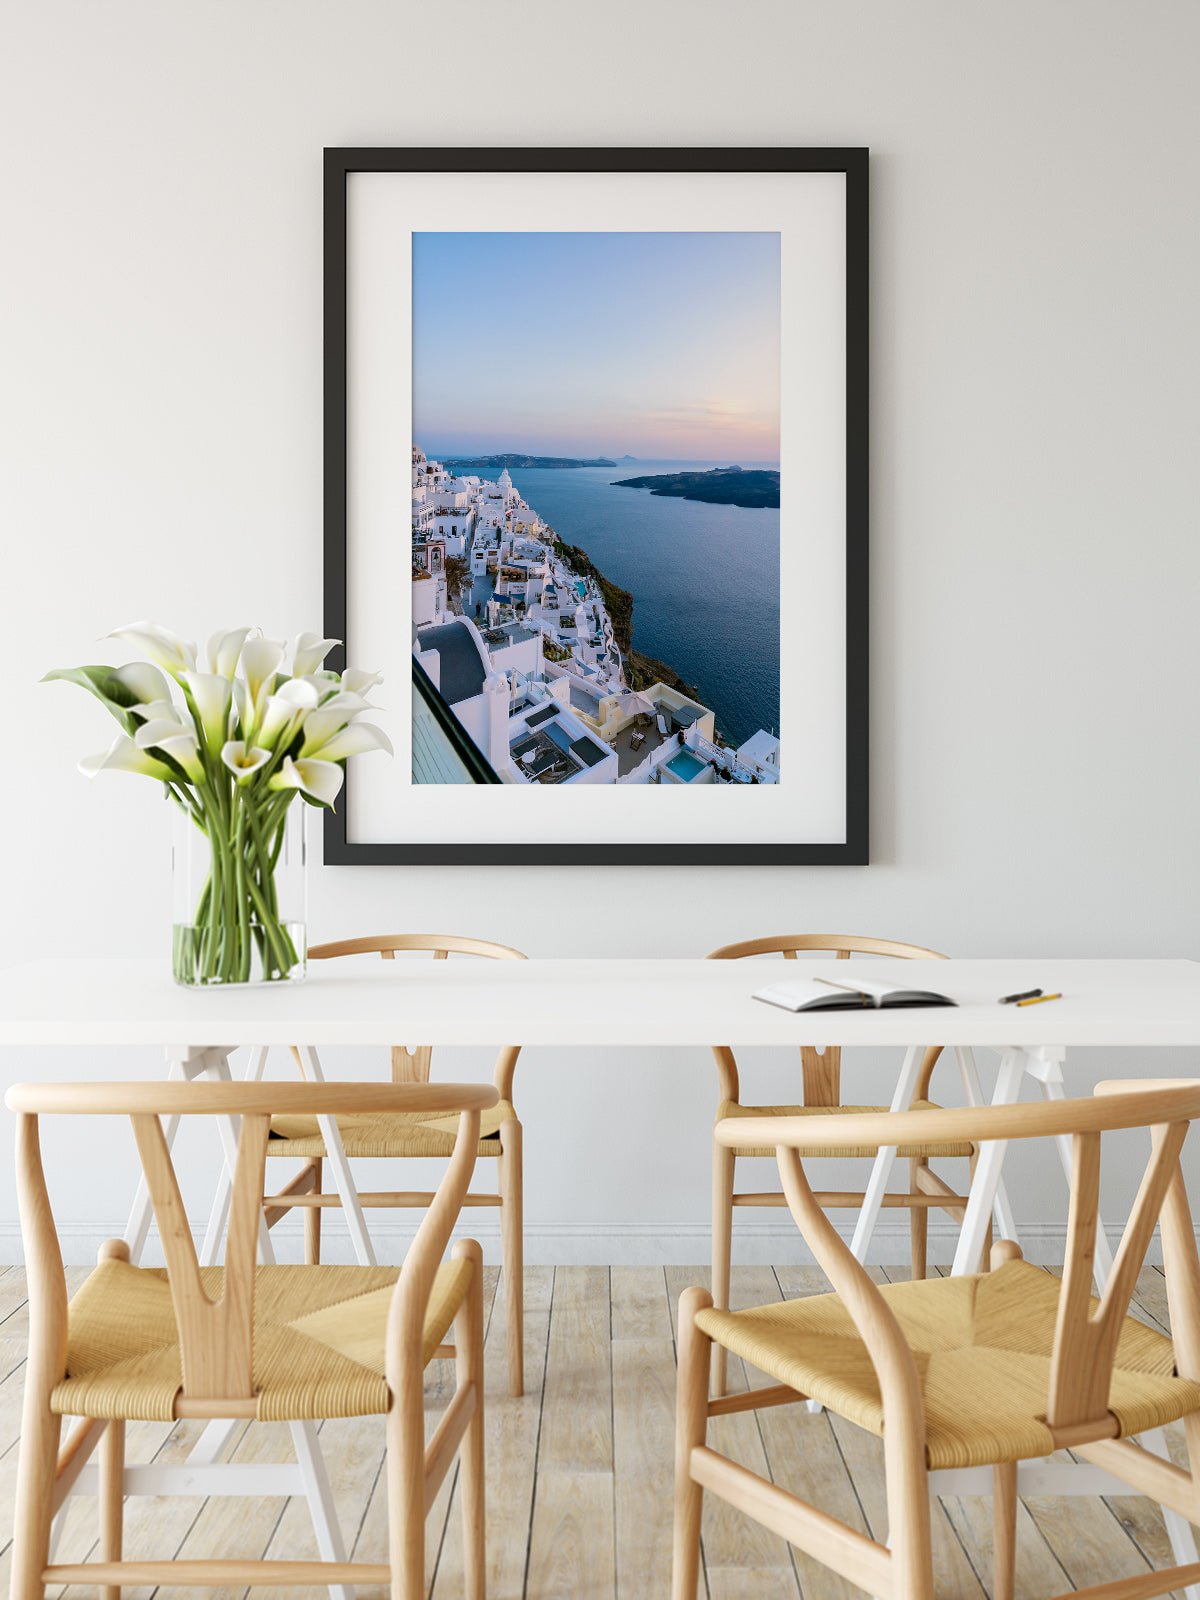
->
(5, 953, 1200, 1590)
(3, 953, 1200, 1276)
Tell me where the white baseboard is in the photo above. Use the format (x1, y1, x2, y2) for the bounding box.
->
(0, 1218, 1164, 1269)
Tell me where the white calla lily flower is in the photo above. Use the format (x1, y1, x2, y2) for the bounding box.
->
(305, 720, 394, 762)
(221, 741, 271, 780)
(288, 673, 344, 706)
(232, 676, 256, 737)
(276, 677, 321, 709)
(268, 755, 344, 805)
(241, 636, 286, 706)
(311, 690, 372, 720)
(105, 621, 197, 678)
(291, 632, 340, 677)
(341, 668, 383, 696)
(183, 671, 233, 750)
(154, 735, 205, 783)
(135, 720, 203, 782)
(129, 698, 185, 725)
(256, 677, 322, 750)
(108, 661, 172, 706)
(257, 695, 302, 750)
(135, 718, 194, 749)
(202, 627, 251, 679)
(79, 734, 176, 783)
(298, 707, 353, 756)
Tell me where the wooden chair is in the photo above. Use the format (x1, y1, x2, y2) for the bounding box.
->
(265, 933, 528, 1396)
(706, 935, 980, 1393)
(674, 1081, 1200, 1600)
(7, 1077, 493, 1600)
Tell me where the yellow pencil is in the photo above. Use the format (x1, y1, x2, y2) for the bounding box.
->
(1016, 991, 1062, 1006)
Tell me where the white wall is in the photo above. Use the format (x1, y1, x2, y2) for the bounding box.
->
(3, 0, 1200, 1264)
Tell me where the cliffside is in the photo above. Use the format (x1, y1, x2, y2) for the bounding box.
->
(551, 538, 632, 653)
(551, 538, 702, 704)
(626, 649, 700, 702)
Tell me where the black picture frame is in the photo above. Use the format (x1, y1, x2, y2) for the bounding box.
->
(324, 146, 868, 866)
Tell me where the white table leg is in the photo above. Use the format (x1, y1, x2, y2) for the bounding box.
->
(849, 1045, 924, 1264)
(951, 1048, 1028, 1277)
(291, 1419, 355, 1600)
(295, 1044, 377, 1266)
(953, 1046, 1019, 1244)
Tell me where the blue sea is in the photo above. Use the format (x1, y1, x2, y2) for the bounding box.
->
(494, 459, 780, 750)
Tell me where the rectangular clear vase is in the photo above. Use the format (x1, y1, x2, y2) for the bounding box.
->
(171, 797, 307, 986)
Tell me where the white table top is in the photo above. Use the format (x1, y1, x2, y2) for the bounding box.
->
(1, 957, 1199, 1050)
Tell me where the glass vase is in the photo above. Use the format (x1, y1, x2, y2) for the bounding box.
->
(171, 795, 307, 986)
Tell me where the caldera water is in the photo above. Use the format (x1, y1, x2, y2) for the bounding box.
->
(496, 459, 780, 750)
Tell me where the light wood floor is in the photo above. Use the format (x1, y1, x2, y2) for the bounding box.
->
(0, 1261, 1190, 1600)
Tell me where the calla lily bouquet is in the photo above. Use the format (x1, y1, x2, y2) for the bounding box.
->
(45, 622, 392, 985)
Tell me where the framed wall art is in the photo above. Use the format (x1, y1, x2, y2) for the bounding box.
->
(324, 147, 867, 865)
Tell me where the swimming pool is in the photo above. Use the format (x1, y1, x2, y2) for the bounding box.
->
(664, 749, 708, 782)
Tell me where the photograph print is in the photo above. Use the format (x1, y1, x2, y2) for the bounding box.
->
(411, 229, 781, 793)
(327, 150, 866, 864)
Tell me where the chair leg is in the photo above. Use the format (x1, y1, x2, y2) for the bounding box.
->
(386, 1361, 428, 1600)
(908, 1158, 928, 1281)
(304, 1156, 323, 1265)
(711, 1139, 735, 1397)
(882, 1366, 933, 1600)
(9, 1392, 62, 1600)
(673, 1287, 713, 1600)
(99, 1418, 125, 1600)
(454, 1239, 486, 1600)
(499, 1117, 524, 1397)
(992, 1459, 1018, 1600)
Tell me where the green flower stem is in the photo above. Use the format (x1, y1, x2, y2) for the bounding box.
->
(242, 796, 296, 972)
(174, 789, 300, 985)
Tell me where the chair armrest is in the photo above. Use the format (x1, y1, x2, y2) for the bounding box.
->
(715, 1082, 1200, 1153)
(6, 1081, 500, 1118)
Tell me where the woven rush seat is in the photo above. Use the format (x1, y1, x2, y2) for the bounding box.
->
(266, 1100, 515, 1160)
(716, 1099, 973, 1160)
(50, 1255, 472, 1424)
(695, 1258, 1200, 1470)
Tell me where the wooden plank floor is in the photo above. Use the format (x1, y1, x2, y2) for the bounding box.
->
(0, 1262, 1189, 1599)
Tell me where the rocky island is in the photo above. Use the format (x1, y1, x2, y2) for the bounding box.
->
(612, 465, 780, 510)
(445, 453, 617, 471)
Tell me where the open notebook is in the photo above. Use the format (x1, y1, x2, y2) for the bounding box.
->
(752, 975, 956, 1012)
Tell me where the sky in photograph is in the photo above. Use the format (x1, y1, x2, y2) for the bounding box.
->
(411, 232, 780, 461)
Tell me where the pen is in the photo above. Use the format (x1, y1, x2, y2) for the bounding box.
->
(1016, 991, 1062, 1007)
(1000, 988, 1042, 1004)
